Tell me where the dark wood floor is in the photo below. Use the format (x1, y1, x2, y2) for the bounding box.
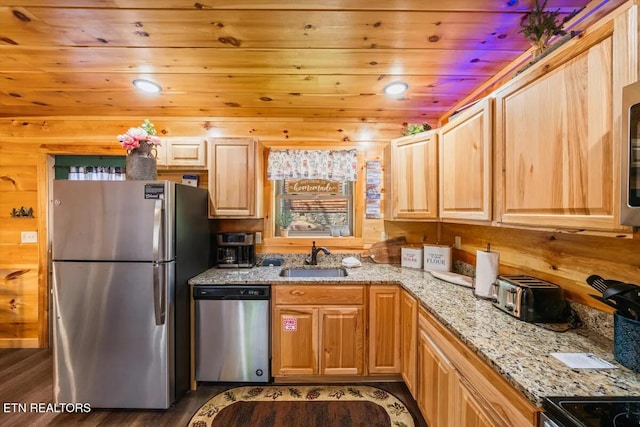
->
(0, 349, 427, 427)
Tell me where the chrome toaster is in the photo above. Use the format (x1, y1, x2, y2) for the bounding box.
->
(491, 275, 567, 322)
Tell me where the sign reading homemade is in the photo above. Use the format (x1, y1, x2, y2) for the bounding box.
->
(286, 179, 341, 194)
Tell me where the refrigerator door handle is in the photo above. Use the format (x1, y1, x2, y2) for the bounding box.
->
(153, 263, 166, 325)
(152, 199, 163, 262)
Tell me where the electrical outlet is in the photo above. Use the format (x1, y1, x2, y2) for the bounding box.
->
(454, 236, 461, 250)
(21, 231, 38, 244)
(380, 232, 387, 241)
(255, 231, 262, 244)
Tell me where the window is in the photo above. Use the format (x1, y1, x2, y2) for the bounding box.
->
(275, 179, 353, 237)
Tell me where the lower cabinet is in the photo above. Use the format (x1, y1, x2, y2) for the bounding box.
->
(417, 307, 539, 426)
(417, 315, 454, 427)
(400, 289, 418, 397)
(368, 286, 401, 374)
(272, 285, 365, 377)
(453, 373, 497, 427)
(320, 307, 364, 375)
(272, 306, 318, 375)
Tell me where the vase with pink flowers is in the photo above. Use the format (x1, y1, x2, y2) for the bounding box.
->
(117, 119, 161, 180)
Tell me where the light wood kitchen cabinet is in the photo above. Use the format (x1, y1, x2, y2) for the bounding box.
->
(400, 289, 418, 398)
(320, 307, 364, 375)
(272, 285, 365, 378)
(417, 308, 454, 427)
(452, 373, 497, 427)
(368, 285, 401, 374)
(439, 98, 492, 222)
(385, 130, 438, 220)
(207, 137, 262, 217)
(272, 306, 318, 375)
(494, 25, 627, 231)
(417, 307, 538, 426)
(156, 137, 207, 168)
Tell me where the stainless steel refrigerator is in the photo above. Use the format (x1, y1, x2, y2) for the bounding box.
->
(51, 180, 210, 409)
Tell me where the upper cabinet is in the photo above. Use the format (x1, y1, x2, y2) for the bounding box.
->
(439, 98, 493, 222)
(157, 137, 207, 169)
(208, 137, 262, 217)
(385, 130, 438, 220)
(494, 23, 630, 231)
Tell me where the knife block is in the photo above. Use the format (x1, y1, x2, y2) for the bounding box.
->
(613, 312, 640, 372)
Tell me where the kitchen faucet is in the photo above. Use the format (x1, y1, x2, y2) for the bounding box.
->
(308, 241, 330, 265)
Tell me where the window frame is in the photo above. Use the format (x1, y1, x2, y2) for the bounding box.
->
(262, 145, 365, 249)
(274, 180, 354, 237)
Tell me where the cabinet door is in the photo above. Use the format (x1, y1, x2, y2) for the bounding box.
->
(400, 290, 417, 397)
(320, 306, 364, 375)
(160, 138, 206, 168)
(494, 35, 620, 230)
(439, 98, 492, 221)
(272, 306, 318, 376)
(387, 130, 438, 220)
(368, 286, 400, 374)
(208, 138, 257, 217)
(452, 372, 498, 427)
(417, 318, 454, 427)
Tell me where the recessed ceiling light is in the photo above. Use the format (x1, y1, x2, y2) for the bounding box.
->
(132, 79, 162, 93)
(384, 81, 408, 96)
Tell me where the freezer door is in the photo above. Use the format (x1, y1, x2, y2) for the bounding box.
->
(52, 180, 174, 262)
(52, 261, 175, 409)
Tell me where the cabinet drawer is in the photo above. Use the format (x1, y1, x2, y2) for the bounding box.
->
(274, 285, 364, 305)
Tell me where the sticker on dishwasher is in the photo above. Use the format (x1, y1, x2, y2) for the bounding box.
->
(283, 317, 297, 332)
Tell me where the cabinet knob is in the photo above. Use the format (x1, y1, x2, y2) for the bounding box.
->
(291, 290, 305, 296)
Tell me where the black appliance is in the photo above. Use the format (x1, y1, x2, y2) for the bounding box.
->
(491, 275, 567, 322)
(215, 232, 256, 268)
(541, 396, 640, 427)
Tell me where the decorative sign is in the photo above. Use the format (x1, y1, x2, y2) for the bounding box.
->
(286, 179, 340, 194)
(283, 317, 297, 332)
(365, 161, 382, 218)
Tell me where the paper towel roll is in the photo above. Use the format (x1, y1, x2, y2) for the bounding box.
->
(474, 250, 499, 299)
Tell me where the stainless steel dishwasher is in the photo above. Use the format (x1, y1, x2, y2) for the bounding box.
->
(194, 284, 270, 382)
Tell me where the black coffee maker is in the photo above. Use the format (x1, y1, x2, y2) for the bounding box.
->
(215, 232, 256, 268)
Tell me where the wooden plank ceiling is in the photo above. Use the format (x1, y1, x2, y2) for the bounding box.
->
(0, 0, 599, 125)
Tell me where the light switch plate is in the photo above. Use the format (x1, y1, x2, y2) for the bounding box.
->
(21, 231, 38, 243)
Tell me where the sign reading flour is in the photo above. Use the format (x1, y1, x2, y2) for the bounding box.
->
(423, 245, 452, 272)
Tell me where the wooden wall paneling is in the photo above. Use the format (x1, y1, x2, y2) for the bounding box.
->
(0, 146, 42, 347)
(0, 117, 405, 145)
(0, 1, 597, 11)
(439, 222, 640, 311)
(383, 221, 440, 245)
(0, 266, 40, 347)
(1, 8, 572, 50)
(0, 0, 627, 125)
(157, 170, 209, 190)
(1, 47, 517, 76)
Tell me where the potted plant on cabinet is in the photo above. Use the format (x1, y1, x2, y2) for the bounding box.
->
(519, 0, 577, 59)
(277, 207, 293, 237)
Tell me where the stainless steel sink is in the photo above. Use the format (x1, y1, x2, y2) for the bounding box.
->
(279, 267, 348, 277)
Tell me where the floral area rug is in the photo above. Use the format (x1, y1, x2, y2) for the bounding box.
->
(188, 385, 415, 427)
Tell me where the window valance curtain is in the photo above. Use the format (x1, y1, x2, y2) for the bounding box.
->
(267, 149, 358, 181)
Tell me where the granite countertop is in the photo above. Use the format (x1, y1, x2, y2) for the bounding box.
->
(189, 263, 640, 406)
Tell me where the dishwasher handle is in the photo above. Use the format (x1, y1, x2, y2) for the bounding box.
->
(193, 285, 270, 300)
